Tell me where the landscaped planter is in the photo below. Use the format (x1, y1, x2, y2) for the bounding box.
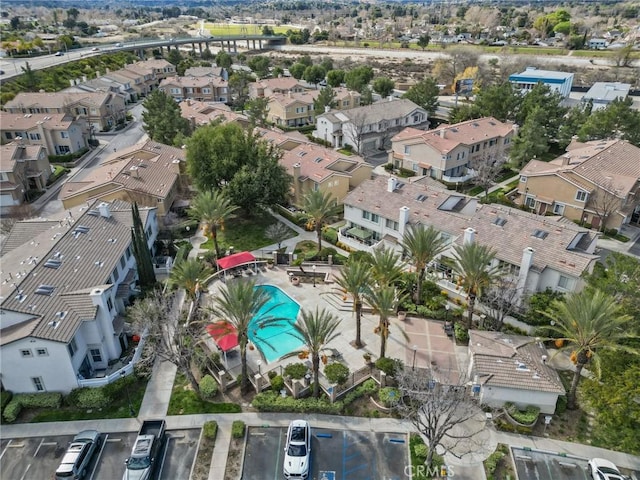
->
(291, 276, 300, 286)
(397, 311, 407, 321)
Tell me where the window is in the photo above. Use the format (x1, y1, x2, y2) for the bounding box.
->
(525, 196, 536, 208)
(576, 190, 587, 202)
(412, 162, 418, 172)
(202, 88, 211, 94)
(370, 214, 379, 223)
(36, 348, 48, 356)
(120, 256, 126, 270)
(29, 133, 41, 140)
(20, 349, 33, 357)
(519, 176, 527, 182)
(5, 132, 12, 140)
(558, 275, 570, 290)
(60, 131, 69, 138)
(385, 219, 398, 230)
(57, 145, 70, 154)
(553, 203, 565, 215)
(125, 246, 132, 260)
(32, 377, 45, 392)
(107, 298, 113, 311)
(90, 348, 102, 363)
(362, 210, 371, 220)
(68, 338, 77, 357)
(404, 145, 410, 155)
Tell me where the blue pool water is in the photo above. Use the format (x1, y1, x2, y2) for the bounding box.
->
(249, 285, 303, 363)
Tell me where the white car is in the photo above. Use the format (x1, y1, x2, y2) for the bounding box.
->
(588, 458, 626, 480)
(283, 420, 311, 479)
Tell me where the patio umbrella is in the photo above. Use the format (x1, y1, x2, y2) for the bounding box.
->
(206, 321, 239, 367)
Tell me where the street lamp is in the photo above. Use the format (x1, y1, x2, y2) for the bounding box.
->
(445, 304, 450, 321)
(312, 264, 316, 288)
(412, 345, 418, 370)
(120, 370, 135, 417)
(257, 360, 262, 375)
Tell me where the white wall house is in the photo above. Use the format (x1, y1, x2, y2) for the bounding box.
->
(467, 331, 565, 414)
(340, 177, 599, 301)
(313, 98, 428, 154)
(0, 200, 158, 393)
(509, 66, 574, 98)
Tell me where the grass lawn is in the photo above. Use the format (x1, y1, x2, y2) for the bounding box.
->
(293, 239, 318, 256)
(28, 378, 148, 423)
(200, 211, 283, 253)
(167, 374, 241, 415)
(203, 23, 291, 36)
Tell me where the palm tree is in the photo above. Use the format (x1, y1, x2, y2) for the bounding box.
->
(207, 279, 285, 392)
(189, 190, 239, 259)
(300, 190, 341, 252)
(541, 289, 637, 410)
(169, 258, 213, 301)
(369, 246, 405, 287)
(365, 286, 407, 359)
(335, 260, 372, 348)
(452, 242, 500, 329)
(402, 225, 446, 305)
(286, 308, 342, 398)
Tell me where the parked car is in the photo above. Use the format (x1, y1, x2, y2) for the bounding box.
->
(55, 430, 102, 480)
(91, 47, 100, 52)
(283, 420, 311, 479)
(588, 458, 626, 480)
(55, 51, 64, 56)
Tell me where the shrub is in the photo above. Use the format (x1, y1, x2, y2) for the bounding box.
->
(413, 442, 428, 460)
(555, 395, 567, 415)
(68, 387, 111, 409)
(322, 228, 338, 245)
(3, 399, 22, 423)
(15, 392, 62, 409)
(378, 387, 400, 407)
(317, 247, 337, 261)
(270, 375, 285, 392)
(1, 391, 13, 411)
(505, 402, 540, 425)
(484, 448, 505, 475)
(375, 357, 402, 376)
(454, 323, 469, 343)
(324, 363, 349, 385)
(342, 379, 378, 406)
(252, 391, 342, 414)
(199, 375, 218, 399)
(231, 420, 245, 439)
(202, 420, 218, 440)
(384, 163, 395, 172)
(284, 363, 308, 380)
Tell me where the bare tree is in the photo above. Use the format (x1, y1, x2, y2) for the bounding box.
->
(265, 221, 291, 249)
(480, 276, 523, 331)
(588, 179, 623, 232)
(127, 289, 207, 395)
(345, 110, 369, 154)
(394, 368, 489, 469)
(470, 143, 507, 199)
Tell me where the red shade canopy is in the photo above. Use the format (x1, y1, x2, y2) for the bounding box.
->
(207, 321, 239, 352)
(216, 251, 256, 270)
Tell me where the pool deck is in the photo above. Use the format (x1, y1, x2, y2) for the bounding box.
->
(203, 264, 466, 385)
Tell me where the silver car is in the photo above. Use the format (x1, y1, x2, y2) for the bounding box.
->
(55, 430, 102, 480)
(588, 458, 626, 480)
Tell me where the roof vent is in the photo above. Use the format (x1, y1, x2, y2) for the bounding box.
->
(494, 217, 507, 227)
(44, 259, 62, 269)
(35, 284, 55, 296)
(416, 194, 427, 202)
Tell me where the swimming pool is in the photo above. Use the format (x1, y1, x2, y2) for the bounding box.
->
(249, 285, 303, 363)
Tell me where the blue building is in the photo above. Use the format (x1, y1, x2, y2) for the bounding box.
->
(509, 67, 574, 98)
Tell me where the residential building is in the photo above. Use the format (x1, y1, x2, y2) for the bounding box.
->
(517, 139, 640, 230)
(0, 112, 87, 156)
(313, 98, 429, 154)
(255, 127, 307, 152)
(267, 91, 320, 128)
(69, 74, 138, 103)
(281, 143, 373, 204)
(60, 140, 186, 216)
(0, 200, 158, 393)
(467, 331, 565, 414)
(581, 82, 631, 111)
(249, 77, 308, 99)
(179, 99, 249, 130)
(125, 58, 176, 82)
(159, 75, 229, 103)
(341, 176, 599, 300)
(588, 38, 607, 49)
(183, 66, 228, 81)
(509, 67, 574, 98)
(0, 142, 50, 213)
(332, 87, 361, 110)
(3, 91, 127, 132)
(389, 117, 515, 182)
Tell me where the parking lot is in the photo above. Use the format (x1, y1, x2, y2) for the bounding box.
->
(0, 429, 200, 480)
(242, 426, 409, 480)
(512, 447, 591, 480)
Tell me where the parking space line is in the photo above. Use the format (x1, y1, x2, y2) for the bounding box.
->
(19, 463, 31, 480)
(88, 434, 109, 480)
(106, 437, 122, 442)
(273, 428, 283, 480)
(33, 438, 45, 457)
(156, 434, 171, 480)
(0, 439, 13, 460)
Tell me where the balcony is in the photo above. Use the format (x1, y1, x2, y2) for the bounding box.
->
(442, 169, 476, 184)
(338, 226, 380, 252)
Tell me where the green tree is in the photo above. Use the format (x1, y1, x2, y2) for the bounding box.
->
(169, 258, 213, 301)
(142, 90, 190, 145)
(541, 289, 637, 410)
(368, 246, 404, 287)
(402, 77, 440, 116)
(365, 285, 406, 358)
(509, 106, 550, 167)
(585, 252, 640, 319)
(289, 62, 306, 80)
(417, 34, 430, 50)
(131, 202, 156, 290)
(286, 308, 341, 397)
(372, 77, 395, 98)
(452, 242, 499, 329)
(326, 69, 345, 87)
(247, 55, 270, 78)
(20, 62, 38, 91)
(262, 25, 275, 36)
(345, 66, 374, 92)
(245, 97, 269, 127)
(215, 51, 232, 69)
(167, 49, 183, 67)
(207, 279, 286, 392)
(314, 85, 336, 115)
(188, 190, 239, 259)
(516, 83, 566, 141)
(578, 98, 640, 146)
(401, 225, 446, 306)
(473, 82, 520, 122)
(300, 190, 341, 252)
(557, 103, 592, 149)
(335, 260, 372, 348)
(228, 71, 253, 109)
(303, 65, 326, 87)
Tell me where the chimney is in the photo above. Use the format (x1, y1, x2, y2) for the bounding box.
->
(512, 123, 519, 136)
(170, 158, 181, 174)
(288, 91, 292, 98)
(189, 115, 196, 130)
(561, 154, 570, 166)
(516, 247, 535, 303)
(324, 105, 330, 113)
(387, 177, 398, 193)
(463, 227, 475, 245)
(440, 128, 446, 139)
(398, 206, 410, 237)
(105, 67, 110, 74)
(97, 202, 111, 218)
(69, 79, 75, 87)
(292, 162, 301, 203)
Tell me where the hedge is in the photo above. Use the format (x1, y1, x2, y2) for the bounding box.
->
(3, 400, 22, 423)
(324, 363, 349, 385)
(1, 391, 12, 411)
(68, 387, 111, 409)
(231, 420, 245, 439)
(203, 420, 218, 440)
(342, 378, 378, 406)
(378, 387, 400, 407)
(252, 391, 342, 414)
(2, 392, 63, 423)
(284, 363, 308, 380)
